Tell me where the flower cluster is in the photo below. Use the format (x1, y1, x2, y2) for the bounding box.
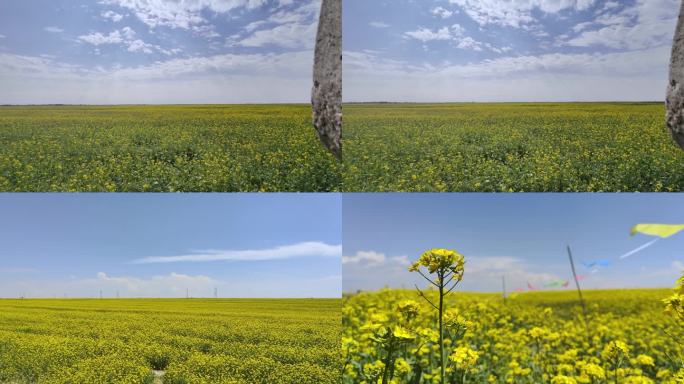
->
(342, 288, 684, 384)
(409, 248, 465, 280)
(663, 271, 684, 321)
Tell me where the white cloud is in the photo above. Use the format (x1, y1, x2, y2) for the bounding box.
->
(465, 256, 557, 284)
(432, 6, 453, 19)
(343, 251, 385, 265)
(132, 241, 341, 264)
(342, 251, 410, 267)
(343, 251, 560, 292)
(565, 0, 678, 50)
(0, 53, 84, 77)
(92, 272, 218, 295)
(78, 27, 135, 46)
(244, 20, 268, 32)
(234, 1, 319, 48)
(44, 26, 64, 33)
(102, 10, 124, 22)
(601, 1, 620, 11)
(455, 36, 483, 51)
(237, 20, 317, 48)
(266, 1, 319, 24)
(126, 39, 155, 53)
(78, 27, 178, 55)
(404, 24, 496, 52)
(0, 49, 314, 104)
(100, 0, 270, 29)
(405, 26, 452, 42)
(673, 260, 684, 271)
(344, 44, 669, 102)
(1, 271, 341, 298)
(448, 0, 597, 28)
(572, 21, 593, 33)
(0, 34, 6, 39)
(369, 21, 389, 28)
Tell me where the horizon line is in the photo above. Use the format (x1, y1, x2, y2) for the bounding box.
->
(343, 286, 673, 294)
(0, 100, 665, 107)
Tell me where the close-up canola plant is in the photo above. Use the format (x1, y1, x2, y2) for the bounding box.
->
(342, 249, 684, 384)
(0, 298, 341, 384)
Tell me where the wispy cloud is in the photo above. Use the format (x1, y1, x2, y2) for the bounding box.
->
(132, 241, 341, 264)
(448, 0, 597, 29)
(1, 0, 321, 104)
(99, 0, 270, 29)
(563, 0, 676, 50)
(342, 250, 409, 267)
(43, 26, 64, 33)
(343, 250, 559, 292)
(101, 10, 124, 23)
(230, 1, 319, 48)
(3, 270, 340, 298)
(369, 21, 389, 28)
(77, 27, 178, 55)
(431, 6, 453, 19)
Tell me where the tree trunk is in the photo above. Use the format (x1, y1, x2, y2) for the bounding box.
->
(667, 0, 684, 150)
(312, 0, 342, 160)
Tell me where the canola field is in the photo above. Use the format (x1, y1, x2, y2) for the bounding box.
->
(343, 103, 684, 192)
(0, 105, 340, 192)
(0, 298, 340, 384)
(342, 288, 684, 384)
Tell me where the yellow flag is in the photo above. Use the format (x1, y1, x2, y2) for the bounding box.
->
(630, 223, 684, 238)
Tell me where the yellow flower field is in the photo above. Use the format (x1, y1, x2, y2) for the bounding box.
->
(343, 103, 684, 192)
(0, 105, 340, 192)
(342, 288, 684, 384)
(0, 298, 341, 383)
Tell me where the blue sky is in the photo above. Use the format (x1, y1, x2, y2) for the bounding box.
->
(344, 0, 678, 102)
(0, 0, 319, 104)
(0, 193, 341, 298)
(343, 193, 684, 292)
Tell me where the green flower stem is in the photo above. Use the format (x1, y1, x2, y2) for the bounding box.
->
(381, 338, 394, 384)
(439, 270, 445, 384)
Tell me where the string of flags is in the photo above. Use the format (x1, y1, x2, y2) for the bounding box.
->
(515, 223, 683, 292)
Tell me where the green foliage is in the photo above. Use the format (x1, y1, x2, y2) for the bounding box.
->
(0, 298, 341, 383)
(0, 105, 340, 191)
(343, 289, 684, 383)
(343, 103, 684, 192)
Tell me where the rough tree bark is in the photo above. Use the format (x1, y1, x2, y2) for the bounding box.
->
(312, 0, 342, 160)
(667, 0, 684, 150)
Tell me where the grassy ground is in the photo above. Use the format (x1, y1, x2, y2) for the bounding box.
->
(0, 105, 340, 192)
(0, 298, 341, 384)
(343, 288, 683, 383)
(343, 103, 684, 192)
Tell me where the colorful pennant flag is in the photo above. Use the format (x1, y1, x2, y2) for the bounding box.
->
(630, 223, 684, 238)
(618, 223, 684, 260)
(581, 260, 610, 268)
